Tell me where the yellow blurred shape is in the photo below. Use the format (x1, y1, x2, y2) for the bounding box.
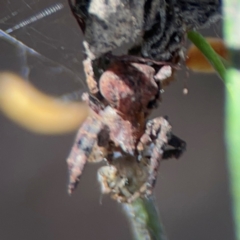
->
(186, 37, 228, 73)
(0, 72, 89, 134)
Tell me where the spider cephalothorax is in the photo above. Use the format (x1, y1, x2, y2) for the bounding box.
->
(99, 61, 158, 116)
(67, 59, 186, 201)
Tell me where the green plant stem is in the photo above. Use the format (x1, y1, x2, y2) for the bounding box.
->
(187, 30, 227, 81)
(225, 69, 240, 240)
(223, 1, 240, 240)
(123, 197, 167, 240)
(188, 5, 240, 239)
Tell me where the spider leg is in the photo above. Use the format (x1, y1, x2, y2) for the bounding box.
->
(98, 165, 131, 203)
(97, 165, 118, 194)
(137, 117, 172, 196)
(83, 56, 99, 95)
(137, 117, 186, 197)
(67, 116, 110, 194)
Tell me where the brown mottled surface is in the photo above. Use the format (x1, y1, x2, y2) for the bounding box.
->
(100, 62, 158, 115)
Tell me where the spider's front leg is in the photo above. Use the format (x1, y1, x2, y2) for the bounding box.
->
(83, 56, 99, 95)
(67, 115, 110, 194)
(83, 44, 112, 99)
(137, 117, 186, 196)
(82, 40, 103, 96)
(137, 117, 171, 196)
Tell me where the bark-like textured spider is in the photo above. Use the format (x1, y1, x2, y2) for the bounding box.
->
(67, 59, 186, 202)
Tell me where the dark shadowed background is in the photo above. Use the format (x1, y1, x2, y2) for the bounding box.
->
(0, 1, 234, 239)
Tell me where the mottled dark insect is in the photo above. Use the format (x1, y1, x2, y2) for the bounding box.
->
(69, 0, 221, 61)
(67, 60, 185, 202)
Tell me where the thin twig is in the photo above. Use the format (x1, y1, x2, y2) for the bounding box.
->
(123, 197, 167, 240)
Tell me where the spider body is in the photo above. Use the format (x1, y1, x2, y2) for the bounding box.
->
(67, 60, 186, 201)
(65, 0, 224, 202)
